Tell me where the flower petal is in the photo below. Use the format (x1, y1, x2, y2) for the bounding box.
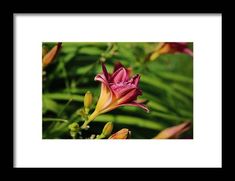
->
(117, 87, 142, 104)
(111, 67, 129, 83)
(135, 99, 149, 104)
(129, 74, 140, 86)
(114, 61, 132, 77)
(169, 42, 192, 55)
(101, 62, 110, 80)
(110, 83, 137, 98)
(176, 42, 188, 46)
(183, 48, 193, 56)
(99, 88, 142, 114)
(95, 74, 110, 87)
(95, 83, 113, 113)
(121, 101, 149, 112)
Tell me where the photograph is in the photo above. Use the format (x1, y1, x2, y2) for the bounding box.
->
(14, 14, 222, 168)
(42, 42, 193, 139)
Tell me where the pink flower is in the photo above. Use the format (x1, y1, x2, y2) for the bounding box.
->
(82, 62, 149, 128)
(162, 42, 193, 56)
(147, 42, 193, 61)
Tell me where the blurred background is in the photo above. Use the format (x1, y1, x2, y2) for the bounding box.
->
(42, 42, 193, 139)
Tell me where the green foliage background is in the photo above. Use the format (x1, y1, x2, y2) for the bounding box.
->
(43, 42, 193, 139)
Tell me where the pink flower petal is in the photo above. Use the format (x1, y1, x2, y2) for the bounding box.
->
(95, 74, 110, 88)
(135, 99, 149, 104)
(111, 67, 129, 83)
(110, 82, 136, 98)
(183, 48, 193, 56)
(117, 87, 142, 105)
(101, 62, 110, 80)
(129, 74, 140, 86)
(121, 101, 149, 112)
(176, 42, 187, 46)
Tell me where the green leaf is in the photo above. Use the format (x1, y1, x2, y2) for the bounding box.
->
(43, 118, 69, 123)
(172, 83, 193, 97)
(116, 43, 136, 62)
(94, 115, 166, 130)
(79, 47, 103, 55)
(61, 46, 77, 54)
(76, 64, 95, 75)
(150, 112, 188, 122)
(44, 93, 83, 102)
(142, 92, 169, 112)
(43, 96, 63, 114)
(141, 75, 191, 105)
(177, 109, 193, 118)
(155, 71, 193, 84)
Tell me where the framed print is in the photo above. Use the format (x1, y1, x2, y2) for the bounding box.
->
(14, 14, 222, 167)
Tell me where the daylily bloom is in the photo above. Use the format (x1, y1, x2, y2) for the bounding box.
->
(42, 42, 62, 68)
(147, 42, 193, 61)
(81, 62, 149, 128)
(153, 121, 192, 139)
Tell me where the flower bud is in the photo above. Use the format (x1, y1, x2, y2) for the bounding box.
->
(154, 121, 192, 139)
(42, 46, 48, 58)
(84, 91, 93, 114)
(108, 128, 129, 139)
(102, 122, 113, 137)
(42, 42, 62, 68)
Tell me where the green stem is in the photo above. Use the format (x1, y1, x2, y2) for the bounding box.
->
(81, 110, 99, 129)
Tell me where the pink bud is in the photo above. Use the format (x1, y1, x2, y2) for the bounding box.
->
(154, 122, 192, 139)
(109, 128, 130, 139)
